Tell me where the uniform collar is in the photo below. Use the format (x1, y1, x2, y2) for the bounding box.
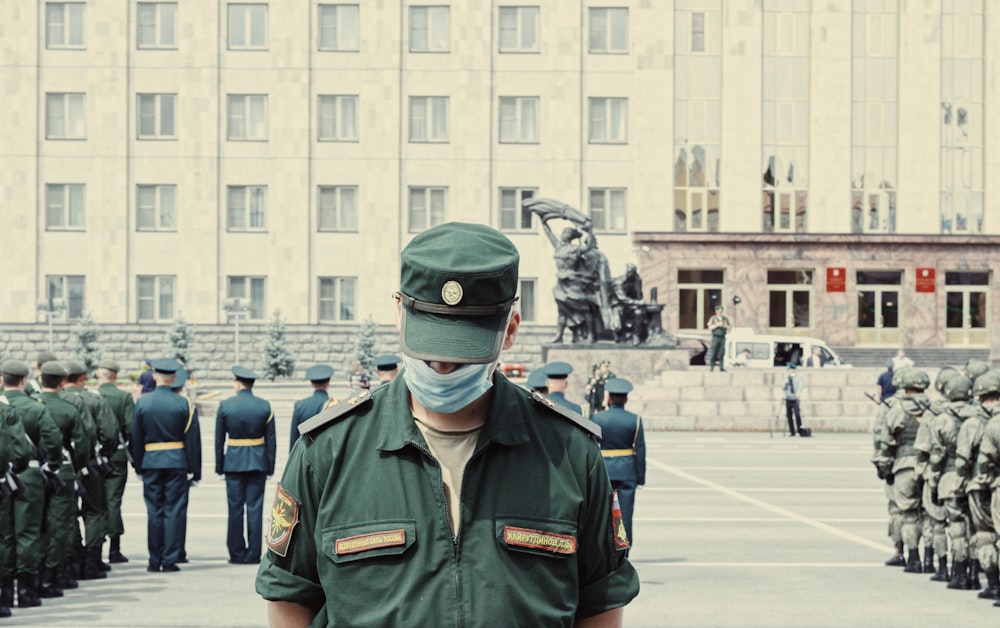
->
(377, 373, 529, 453)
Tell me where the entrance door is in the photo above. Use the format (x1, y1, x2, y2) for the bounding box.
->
(857, 288, 900, 345)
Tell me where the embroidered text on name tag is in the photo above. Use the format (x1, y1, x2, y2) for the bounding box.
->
(503, 526, 577, 555)
(335, 530, 407, 555)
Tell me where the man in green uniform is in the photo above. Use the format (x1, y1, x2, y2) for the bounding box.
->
(0, 381, 34, 613)
(37, 361, 89, 594)
(0, 403, 15, 618)
(62, 360, 118, 580)
(256, 222, 639, 626)
(1, 360, 63, 608)
(95, 359, 135, 564)
(706, 305, 731, 372)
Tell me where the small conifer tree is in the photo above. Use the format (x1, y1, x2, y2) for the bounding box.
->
(165, 314, 196, 370)
(353, 315, 378, 374)
(69, 311, 102, 374)
(262, 309, 296, 381)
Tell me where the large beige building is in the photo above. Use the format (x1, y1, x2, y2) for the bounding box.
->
(3, 1, 998, 354)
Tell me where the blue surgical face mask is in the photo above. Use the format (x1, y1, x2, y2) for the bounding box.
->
(402, 355, 494, 414)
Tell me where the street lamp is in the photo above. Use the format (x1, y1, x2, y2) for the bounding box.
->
(223, 297, 251, 365)
(731, 295, 742, 327)
(36, 298, 67, 351)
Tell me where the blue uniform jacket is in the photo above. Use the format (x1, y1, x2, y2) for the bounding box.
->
(215, 389, 276, 475)
(591, 403, 646, 485)
(548, 391, 582, 415)
(288, 390, 328, 451)
(131, 387, 202, 478)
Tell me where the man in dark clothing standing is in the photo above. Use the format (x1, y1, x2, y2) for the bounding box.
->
(707, 305, 731, 371)
(877, 359, 897, 402)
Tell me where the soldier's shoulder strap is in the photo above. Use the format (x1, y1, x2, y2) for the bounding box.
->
(299, 390, 372, 437)
(531, 391, 602, 440)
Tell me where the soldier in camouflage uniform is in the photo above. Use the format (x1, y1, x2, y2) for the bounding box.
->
(0, 360, 64, 609)
(973, 374, 1000, 602)
(953, 370, 998, 591)
(872, 366, 911, 566)
(878, 368, 931, 573)
(925, 374, 975, 584)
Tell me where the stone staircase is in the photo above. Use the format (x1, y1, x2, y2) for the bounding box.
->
(832, 347, 989, 369)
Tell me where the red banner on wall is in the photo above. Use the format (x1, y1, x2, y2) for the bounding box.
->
(826, 267, 846, 292)
(916, 268, 936, 293)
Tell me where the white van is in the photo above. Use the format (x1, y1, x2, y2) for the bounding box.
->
(724, 328, 849, 369)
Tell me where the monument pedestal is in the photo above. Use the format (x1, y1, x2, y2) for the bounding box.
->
(541, 344, 689, 405)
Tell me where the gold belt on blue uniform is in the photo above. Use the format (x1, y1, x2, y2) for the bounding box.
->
(602, 449, 635, 457)
(228, 437, 265, 446)
(145, 441, 184, 451)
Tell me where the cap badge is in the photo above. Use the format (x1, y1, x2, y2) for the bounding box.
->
(441, 280, 463, 306)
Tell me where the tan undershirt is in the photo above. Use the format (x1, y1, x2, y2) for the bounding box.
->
(414, 419, 482, 537)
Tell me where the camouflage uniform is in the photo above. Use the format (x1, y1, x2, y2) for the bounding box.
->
(973, 380, 1000, 601)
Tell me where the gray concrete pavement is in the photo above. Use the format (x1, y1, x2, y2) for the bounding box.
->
(7, 430, 999, 626)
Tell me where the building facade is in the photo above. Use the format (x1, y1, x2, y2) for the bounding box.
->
(3, 1, 998, 356)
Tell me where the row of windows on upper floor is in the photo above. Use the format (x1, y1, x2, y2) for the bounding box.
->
(44, 93, 628, 144)
(46, 3, 629, 55)
(42, 273, 541, 324)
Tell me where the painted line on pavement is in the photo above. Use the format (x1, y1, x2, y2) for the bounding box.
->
(648, 458, 891, 554)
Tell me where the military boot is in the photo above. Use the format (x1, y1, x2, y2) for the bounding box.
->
(0, 575, 13, 607)
(947, 559, 970, 589)
(977, 567, 1000, 600)
(15, 574, 41, 608)
(0, 605, 10, 618)
(930, 557, 949, 582)
(969, 559, 983, 590)
(97, 543, 111, 572)
(38, 568, 62, 599)
(108, 535, 129, 564)
(884, 542, 905, 567)
(903, 549, 923, 573)
(54, 567, 77, 590)
(922, 547, 935, 573)
(79, 549, 107, 580)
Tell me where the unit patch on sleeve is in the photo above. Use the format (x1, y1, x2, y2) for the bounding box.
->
(503, 526, 577, 555)
(611, 490, 630, 551)
(335, 530, 407, 555)
(266, 484, 300, 557)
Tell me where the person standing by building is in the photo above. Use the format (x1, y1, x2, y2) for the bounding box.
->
(347, 361, 370, 396)
(288, 365, 334, 452)
(137, 360, 156, 396)
(591, 378, 645, 550)
(131, 358, 201, 573)
(95, 359, 134, 565)
(892, 349, 914, 371)
(706, 305, 731, 372)
(782, 364, 805, 437)
(372, 355, 401, 388)
(256, 222, 639, 626)
(876, 359, 897, 402)
(544, 361, 583, 414)
(215, 366, 275, 565)
(1, 360, 63, 609)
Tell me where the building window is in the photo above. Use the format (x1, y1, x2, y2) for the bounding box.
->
(45, 93, 86, 140)
(518, 278, 536, 322)
(318, 4, 360, 51)
(690, 11, 705, 52)
(318, 186, 358, 231)
(767, 269, 812, 330)
(227, 94, 268, 140)
(499, 6, 538, 53)
(319, 277, 356, 322)
(674, 2, 721, 232)
(45, 184, 85, 230)
(137, 2, 177, 48)
(588, 97, 627, 144)
(941, 0, 985, 234)
(499, 188, 536, 231)
(408, 186, 446, 232)
(762, 0, 809, 233)
(409, 96, 449, 143)
(136, 184, 176, 231)
(588, 7, 627, 53)
(677, 269, 723, 331)
(410, 6, 449, 52)
(499, 96, 539, 143)
(137, 275, 175, 321)
(46, 2, 85, 48)
(47, 276, 86, 320)
(227, 185, 267, 231)
(318, 95, 358, 141)
(228, 3, 267, 49)
(588, 188, 626, 232)
(137, 93, 176, 139)
(945, 271, 988, 345)
(227, 276, 266, 320)
(851, 1, 898, 234)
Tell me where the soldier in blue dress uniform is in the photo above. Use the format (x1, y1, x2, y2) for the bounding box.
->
(131, 358, 202, 572)
(591, 377, 646, 548)
(373, 355, 401, 388)
(525, 368, 549, 395)
(288, 365, 334, 451)
(215, 366, 276, 565)
(543, 361, 582, 414)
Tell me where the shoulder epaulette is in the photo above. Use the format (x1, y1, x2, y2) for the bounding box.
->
(531, 391, 602, 440)
(299, 390, 372, 436)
